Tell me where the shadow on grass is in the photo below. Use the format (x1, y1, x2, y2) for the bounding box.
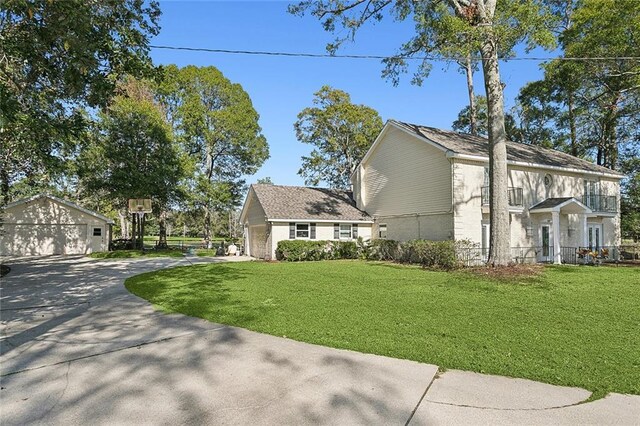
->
(125, 264, 269, 326)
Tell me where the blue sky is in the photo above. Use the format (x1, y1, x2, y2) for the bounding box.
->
(151, 1, 549, 186)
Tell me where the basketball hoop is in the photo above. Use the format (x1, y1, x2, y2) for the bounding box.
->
(128, 198, 152, 215)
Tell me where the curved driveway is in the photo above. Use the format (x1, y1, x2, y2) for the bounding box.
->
(1, 256, 638, 425)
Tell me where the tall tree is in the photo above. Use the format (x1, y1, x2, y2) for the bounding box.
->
(0, 0, 160, 205)
(290, 1, 556, 265)
(294, 86, 383, 188)
(157, 65, 269, 242)
(79, 78, 185, 248)
(452, 95, 522, 142)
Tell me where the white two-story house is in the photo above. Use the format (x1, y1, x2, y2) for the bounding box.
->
(242, 120, 623, 263)
(351, 120, 623, 263)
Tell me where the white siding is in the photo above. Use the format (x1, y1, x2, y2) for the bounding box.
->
(0, 196, 110, 256)
(243, 190, 267, 225)
(269, 221, 373, 259)
(452, 159, 621, 248)
(360, 126, 452, 217)
(376, 214, 453, 242)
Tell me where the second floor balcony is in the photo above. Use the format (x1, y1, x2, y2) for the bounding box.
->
(481, 186, 524, 207)
(582, 195, 617, 213)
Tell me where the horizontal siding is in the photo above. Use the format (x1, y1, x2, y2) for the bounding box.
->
(362, 126, 452, 216)
(377, 214, 453, 242)
(244, 191, 267, 225)
(453, 159, 621, 247)
(269, 222, 373, 259)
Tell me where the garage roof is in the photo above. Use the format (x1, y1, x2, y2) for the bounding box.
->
(5, 194, 115, 224)
(248, 184, 372, 222)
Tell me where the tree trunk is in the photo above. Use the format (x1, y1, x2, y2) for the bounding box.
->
(0, 166, 10, 207)
(158, 210, 168, 249)
(140, 214, 146, 251)
(131, 213, 137, 249)
(568, 91, 578, 157)
(480, 31, 511, 266)
(118, 210, 129, 239)
(464, 54, 478, 136)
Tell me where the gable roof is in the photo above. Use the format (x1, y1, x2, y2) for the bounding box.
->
(4, 194, 115, 224)
(530, 197, 592, 214)
(361, 120, 622, 179)
(245, 184, 372, 222)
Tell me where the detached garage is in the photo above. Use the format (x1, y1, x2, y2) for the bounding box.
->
(0, 194, 113, 256)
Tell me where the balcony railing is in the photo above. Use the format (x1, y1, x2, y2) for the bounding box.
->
(582, 195, 617, 213)
(481, 186, 524, 207)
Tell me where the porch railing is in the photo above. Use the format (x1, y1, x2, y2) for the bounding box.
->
(481, 187, 524, 207)
(456, 246, 553, 267)
(581, 195, 617, 213)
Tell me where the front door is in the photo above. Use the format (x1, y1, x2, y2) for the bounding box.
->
(540, 224, 552, 262)
(587, 224, 603, 251)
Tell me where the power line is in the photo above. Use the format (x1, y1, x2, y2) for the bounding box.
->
(150, 44, 640, 62)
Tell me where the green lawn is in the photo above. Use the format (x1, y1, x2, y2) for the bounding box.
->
(90, 249, 184, 259)
(125, 261, 640, 397)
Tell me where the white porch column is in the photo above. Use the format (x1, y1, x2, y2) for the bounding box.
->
(580, 214, 588, 248)
(552, 210, 561, 264)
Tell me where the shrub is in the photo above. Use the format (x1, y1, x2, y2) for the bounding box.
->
(400, 240, 458, 270)
(333, 241, 359, 259)
(275, 240, 331, 261)
(364, 239, 401, 261)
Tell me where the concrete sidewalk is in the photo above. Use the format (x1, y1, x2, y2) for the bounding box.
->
(1, 256, 638, 425)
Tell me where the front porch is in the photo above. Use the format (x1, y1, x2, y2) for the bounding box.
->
(529, 197, 596, 264)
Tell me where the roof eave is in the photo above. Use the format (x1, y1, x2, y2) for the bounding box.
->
(449, 153, 624, 180)
(268, 218, 374, 224)
(4, 194, 115, 224)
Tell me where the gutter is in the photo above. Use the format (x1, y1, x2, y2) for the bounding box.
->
(445, 151, 624, 180)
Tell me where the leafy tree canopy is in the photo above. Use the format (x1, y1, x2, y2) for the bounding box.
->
(0, 0, 161, 204)
(295, 86, 383, 189)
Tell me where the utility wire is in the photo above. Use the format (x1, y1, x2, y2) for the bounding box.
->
(150, 44, 640, 62)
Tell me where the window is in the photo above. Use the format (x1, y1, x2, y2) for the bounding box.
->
(543, 174, 553, 188)
(379, 224, 388, 239)
(93, 227, 102, 236)
(339, 224, 352, 240)
(296, 223, 309, 239)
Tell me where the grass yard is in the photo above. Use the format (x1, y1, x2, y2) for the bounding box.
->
(90, 249, 184, 259)
(125, 260, 640, 397)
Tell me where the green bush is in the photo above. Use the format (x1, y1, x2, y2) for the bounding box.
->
(333, 241, 359, 259)
(275, 240, 331, 261)
(276, 238, 460, 269)
(398, 240, 458, 270)
(364, 239, 401, 261)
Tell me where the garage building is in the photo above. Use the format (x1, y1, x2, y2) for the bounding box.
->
(1, 194, 113, 256)
(240, 184, 373, 260)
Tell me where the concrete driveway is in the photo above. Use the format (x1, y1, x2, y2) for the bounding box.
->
(1, 256, 638, 425)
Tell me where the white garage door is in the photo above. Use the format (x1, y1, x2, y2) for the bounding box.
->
(249, 225, 267, 259)
(0, 224, 87, 256)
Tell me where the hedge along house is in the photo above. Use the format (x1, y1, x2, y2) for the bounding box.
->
(240, 184, 373, 260)
(0, 194, 113, 256)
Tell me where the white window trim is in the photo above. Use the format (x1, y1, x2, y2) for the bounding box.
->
(379, 223, 388, 239)
(339, 223, 352, 240)
(295, 222, 310, 239)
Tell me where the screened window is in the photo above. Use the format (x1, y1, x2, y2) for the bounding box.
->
(296, 223, 309, 239)
(93, 227, 102, 236)
(339, 224, 352, 240)
(379, 224, 388, 239)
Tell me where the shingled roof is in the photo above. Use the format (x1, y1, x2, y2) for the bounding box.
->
(250, 184, 372, 222)
(392, 120, 624, 177)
